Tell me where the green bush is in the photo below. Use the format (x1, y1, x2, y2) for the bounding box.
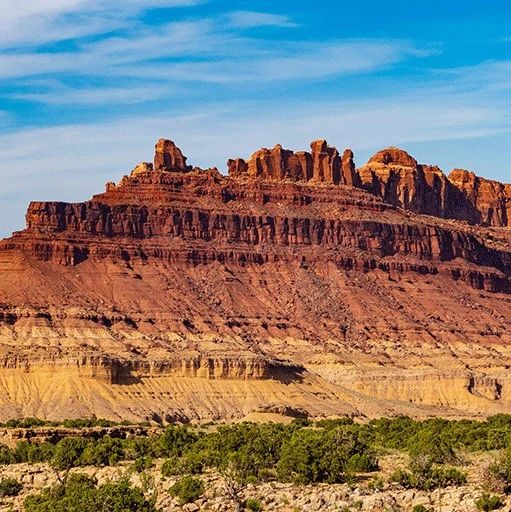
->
(12, 441, 54, 464)
(390, 460, 467, 491)
(407, 425, 457, 464)
(124, 436, 154, 460)
(475, 493, 504, 511)
(276, 426, 377, 484)
(80, 437, 124, 466)
(168, 475, 204, 505)
(24, 473, 157, 512)
(197, 423, 290, 481)
(133, 455, 154, 473)
(161, 452, 206, 477)
(156, 426, 198, 458)
(245, 498, 263, 511)
(0, 477, 22, 497)
(4, 418, 48, 429)
(389, 468, 414, 488)
(412, 505, 433, 512)
(367, 475, 384, 491)
(161, 456, 180, 477)
(489, 445, 511, 490)
(0, 443, 13, 465)
(61, 418, 117, 429)
(51, 437, 89, 470)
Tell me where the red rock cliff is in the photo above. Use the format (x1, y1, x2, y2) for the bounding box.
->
(1, 137, 511, 422)
(2, 139, 510, 295)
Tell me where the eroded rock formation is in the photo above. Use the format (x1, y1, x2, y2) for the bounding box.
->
(154, 138, 190, 172)
(358, 147, 511, 226)
(0, 137, 511, 422)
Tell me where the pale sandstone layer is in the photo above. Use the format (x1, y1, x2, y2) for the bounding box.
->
(0, 138, 511, 422)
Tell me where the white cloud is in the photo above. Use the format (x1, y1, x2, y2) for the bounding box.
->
(0, 0, 202, 48)
(0, 35, 424, 84)
(0, 1, 432, 107)
(0, 94, 506, 184)
(227, 10, 298, 29)
(12, 84, 177, 105)
(437, 60, 511, 92)
(0, 87, 509, 237)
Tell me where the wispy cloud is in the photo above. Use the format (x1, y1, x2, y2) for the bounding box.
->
(0, 0, 202, 48)
(2, 1, 510, 239)
(0, 93, 507, 184)
(226, 10, 298, 29)
(0, 85, 509, 237)
(0, 32, 427, 89)
(0, 6, 429, 105)
(437, 60, 511, 92)
(12, 84, 177, 105)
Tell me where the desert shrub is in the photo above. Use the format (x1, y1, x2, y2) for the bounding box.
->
(475, 493, 504, 511)
(133, 455, 154, 473)
(4, 418, 48, 429)
(245, 498, 263, 511)
(407, 425, 457, 464)
(80, 437, 125, 466)
(124, 436, 155, 460)
(168, 475, 204, 505)
(196, 423, 291, 481)
(276, 426, 377, 484)
(0, 443, 13, 465)
(161, 456, 180, 477)
(12, 441, 54, 464)
(366, 416, 421, 450)
(50, 437, 89, 470)
(0, 477, 22, 497)
(183, 450, 208, 473)
(361, 415, 511, 454)
(367, 475, 384, 491)
(276, 429, 330, 484)
(489, 445, 511, 491)
(389, 468, 414, 488)
(390, 459, 466, 491)
(155, 426, 199, 458)
(24, 473, 156, 512)
(344, 452, 378, 473)
(61, 418, 117, 429)
(432, 466, 467, 488)
(412, 506, 433, 512)
(161, 451, 207, 476)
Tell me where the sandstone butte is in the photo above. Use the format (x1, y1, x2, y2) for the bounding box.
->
(0, 137, 511, 424)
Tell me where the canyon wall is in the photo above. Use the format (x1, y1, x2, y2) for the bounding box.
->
(0, 138, 511, 422)
(230, 142, 511, 227)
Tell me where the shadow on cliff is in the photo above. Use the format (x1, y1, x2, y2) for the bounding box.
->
(268, 361, 305, 384)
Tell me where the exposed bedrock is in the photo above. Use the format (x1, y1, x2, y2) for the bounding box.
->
(1, 137, 511, 421)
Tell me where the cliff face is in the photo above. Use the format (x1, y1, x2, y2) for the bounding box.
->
(448, 168, 511, 226)
(0, 138, 511, 422)
(229, 140, 359, 185)
(357, 147, 511, 227)
(227, 142, 511, 227)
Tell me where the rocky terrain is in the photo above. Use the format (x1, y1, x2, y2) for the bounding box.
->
(0, 137, 511, 422)
(0, 454, 505, 512)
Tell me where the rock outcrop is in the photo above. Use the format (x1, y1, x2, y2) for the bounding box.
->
(229, 142, 511, 227)
(359, 147, 511, 227)
(0, 137, 511, 422)
(229, 139, 360, 185)
(448, 168, 511, 226)
(154, 138, 190, 172)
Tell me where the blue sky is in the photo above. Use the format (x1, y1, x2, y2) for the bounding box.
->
(1, 1, 511, 236)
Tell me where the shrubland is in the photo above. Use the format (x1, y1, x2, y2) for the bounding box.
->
(1, 415, 511, 509)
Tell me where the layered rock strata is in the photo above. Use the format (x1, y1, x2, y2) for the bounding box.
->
(0, 138, 511, 422)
